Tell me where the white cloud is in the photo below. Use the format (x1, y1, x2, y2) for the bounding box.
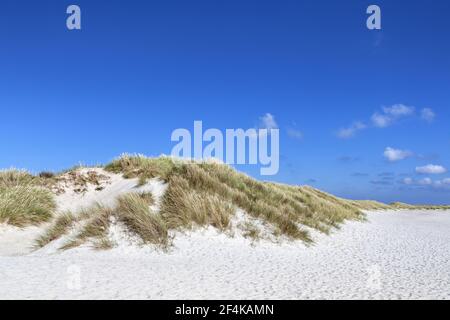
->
(416, 164, 447, 175)
(337, 103, 432, 138)
(371, 113, 392, 128)
(418, 177, 433, 185)
(249, 113, 279, 139)
(286, 128, 303, 140)
(383, 104, 415, 117)
(402, 177, 414, 185)
(371, 104, 415, 128)
(402, 176, 450, 189)
(259, 113, 278, 130)
(337, 121, 367, 139)
(383, 147, 413, 162)
(338, 104, 415, 138)
(421, 108, 436, 123)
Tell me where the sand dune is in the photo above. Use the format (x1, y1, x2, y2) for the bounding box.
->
(1, 162, 449, 299)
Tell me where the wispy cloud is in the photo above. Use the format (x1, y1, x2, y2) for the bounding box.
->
(421, 108, 436, 123)
(286, 128, 303, 140)
(435, 178, 450, 188)
(336, 121, 367, 139)
(416, 164, 447, 174)
(337, 103, 433, 139)
(371, 104, 415, 128)
(383, 147, 413, 162)
(371, 113, 392, 128)
(402, 177, 414, 185)
(251, 113, 279, 139)
(402, 177, 450, 189)
(259, 113, 278, 130)
(383, 104, 415, 117)
(370, 180, 393, 186)
(378, 172, 395, 177)
(402, 177, 432, 186)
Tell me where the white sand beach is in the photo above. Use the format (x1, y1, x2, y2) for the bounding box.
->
(1, 209, 449, 300)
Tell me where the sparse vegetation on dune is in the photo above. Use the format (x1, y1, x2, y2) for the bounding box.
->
(104, 154, 391, 243)
(60, 205, 114, 250)
(37, 191, 169, 250)
(349, 200, 391, 211)
(2, 155, 449, 250)
(0, 168, 109, 228)
(390, 202, 450, 210)
(241, 221, 261, 240)
(35, 212, 77, 248)
(103, 155, 450, 244)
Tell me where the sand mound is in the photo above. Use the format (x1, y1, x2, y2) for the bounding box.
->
(0, 168, 167, 256)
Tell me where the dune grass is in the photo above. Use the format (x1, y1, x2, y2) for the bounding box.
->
(35, 212, 77, 247)
(0, 167, 113, 228)
(37, 191, 168, 250)
(116, 192, 168, 246)
(0, 170, 56, 227)
(105, 154, 177, 182)
(0, 169, 37, 188)
(18, 154, 450, 250)
(240, 221, 262, 240)
(390, 202, 450, 210)
(104, 154, 389, 243)
(0, 186, 56, 227)
(161, 175, 235, 231)
(60, 205, 114, 250)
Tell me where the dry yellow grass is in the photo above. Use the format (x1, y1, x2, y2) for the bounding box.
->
(104, 155, 390, 243)
(161, 175, 235, 231)
(35, 212, 77, 248)
(390, 202, 450, 210)
(116, 192, 168, 246)
(0, 169, 37, 188)
(0, 170, 56, 227)
(37, 192, 168, 250)
(105, 154, 177, 181)
(25, 154, 450, 250)
(0, 185, 55, 227)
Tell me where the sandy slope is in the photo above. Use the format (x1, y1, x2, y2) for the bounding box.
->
(0, 168, 167, 257)
(1, 210, 449, 299)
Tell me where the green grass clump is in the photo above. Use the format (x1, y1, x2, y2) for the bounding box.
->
(62, 205, 114, 250)
(0, 169, 37, 188)
(0, 186, 55, 227)
(36, 204, 113, 250)
(105, 153, 178, 182)
(116, 193, 168, 246)
(35, 212, 77, 247)
(0, 169, 56, 227)
(37, 192, 168, 250)
(161, 175, 235, 231)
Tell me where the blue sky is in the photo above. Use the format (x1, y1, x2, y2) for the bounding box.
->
(0, 0, 449, 204)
